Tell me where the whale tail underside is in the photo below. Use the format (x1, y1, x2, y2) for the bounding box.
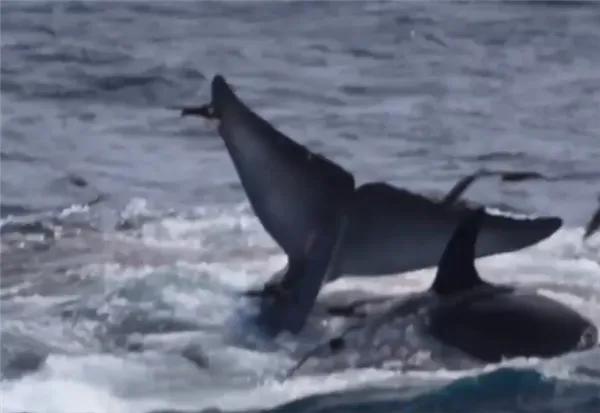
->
(191, 75, 355, 334)
(339, 182, 562, 276)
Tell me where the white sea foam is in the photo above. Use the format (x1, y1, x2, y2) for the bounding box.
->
(3, 206, 600, 413)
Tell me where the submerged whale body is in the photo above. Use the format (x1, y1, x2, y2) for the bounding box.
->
(181, 75, 562, 335)
(427, 209, 597, 361)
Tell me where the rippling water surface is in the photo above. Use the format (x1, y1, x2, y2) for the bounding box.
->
(1, 2, 600, 413)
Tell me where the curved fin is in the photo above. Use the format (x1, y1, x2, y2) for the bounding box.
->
(443, 169, 557, 204)
(206, 75, 355, 260)
(442, 172, 484, 205)
(431, 209, 485, 295)
(340, 182, 561, 275)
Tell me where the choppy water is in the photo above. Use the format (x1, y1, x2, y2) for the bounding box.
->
(1, 1, 600, 413)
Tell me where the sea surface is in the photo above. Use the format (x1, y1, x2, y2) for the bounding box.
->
(1, 2, 600, 413)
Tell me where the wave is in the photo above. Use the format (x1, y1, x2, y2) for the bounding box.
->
(247, 368, 600, 413)
(142, 368, 600, 413)
(0, 203, 34, 218)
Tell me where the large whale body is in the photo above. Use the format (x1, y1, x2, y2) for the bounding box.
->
(181, 75, 561, 334)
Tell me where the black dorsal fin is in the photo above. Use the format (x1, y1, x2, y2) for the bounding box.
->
(431, 208, 486, 295)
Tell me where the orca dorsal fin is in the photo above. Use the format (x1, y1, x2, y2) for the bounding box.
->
(431, 208, 486, 295)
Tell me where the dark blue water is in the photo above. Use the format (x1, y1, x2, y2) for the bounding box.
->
(1, 2, 600, 413)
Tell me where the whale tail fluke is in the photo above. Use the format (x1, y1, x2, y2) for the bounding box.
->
(340, 182, 562, 276)
(175, 75, 232, 119)
(194, 75, 355, 335)
(475, 212, 561, 257)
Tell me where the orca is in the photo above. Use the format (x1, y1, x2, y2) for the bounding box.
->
(180, 75, 562, 335)
(426, 208, 597, 362)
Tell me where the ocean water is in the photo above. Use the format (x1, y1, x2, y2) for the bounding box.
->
(1, 1, 600, 413)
